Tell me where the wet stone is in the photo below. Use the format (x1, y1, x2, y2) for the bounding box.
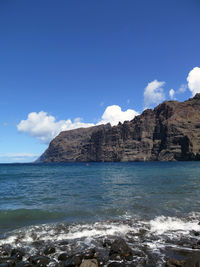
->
(3, 259, 16, 267)
(166, 259, 185, 267)
(11, 249, 25, 257)
(79, 259, 98, 267)
(109, 254, 121, 261)
(185, 252, 200, 267)
(0, 258, 10, 263)
(191, 230, 200, 236)
(58, 253, 69, 261)
(29, 255, 50, 267)
(0, 263, 10, 267)
(43, 247, 56, 255)
(15, 261, 34, 267)
(10, 254, 23, 261)
(102, 239, 112, 248)
(94, 250, 109, 267)
(83, 249, 95, 260)
(58, 241, 69, 246)
(109, 238, 133, 260)
(0, 247, 10, 257)
(64, 255, 82, 267)
(32, 241, 45, 249)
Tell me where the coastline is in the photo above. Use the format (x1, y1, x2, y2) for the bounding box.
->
(1, 214, 200, 266)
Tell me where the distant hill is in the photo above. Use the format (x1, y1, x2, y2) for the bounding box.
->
(37, 94, 200, 162)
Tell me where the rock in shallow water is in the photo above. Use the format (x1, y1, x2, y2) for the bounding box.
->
(64, 255, 82, 267)
(79, 259, 98, 267)
(82, 249, 95, 260)
(109, 238, 133, 261)
(166, 259, 186, 267)
(58, 253, 68, 261)
(29, 255, 50, 266)
(15, 261, 33, 267)
(43, 247, 55, 255)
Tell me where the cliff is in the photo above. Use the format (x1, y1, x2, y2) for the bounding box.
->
(38, 94, 200, 162)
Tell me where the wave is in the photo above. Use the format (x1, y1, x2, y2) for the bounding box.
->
(1, 213, 200, 266)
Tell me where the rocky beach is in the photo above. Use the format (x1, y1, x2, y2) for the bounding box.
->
(1, 215, 200, 267)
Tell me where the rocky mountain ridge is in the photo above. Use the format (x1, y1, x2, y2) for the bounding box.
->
(38, 94, 200, 162)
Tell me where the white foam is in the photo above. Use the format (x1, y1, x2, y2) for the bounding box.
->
(149, 216, 200, 235)
(0, 235, 16, 245)
(66, 223, 132, 240)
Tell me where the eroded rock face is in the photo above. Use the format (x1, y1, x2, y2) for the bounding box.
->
(38, 94, 200, 162)
(37, 124, 111, 162)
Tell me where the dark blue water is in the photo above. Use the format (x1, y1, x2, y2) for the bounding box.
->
(1, 162, 200, 233)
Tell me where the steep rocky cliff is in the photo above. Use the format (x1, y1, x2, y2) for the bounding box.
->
(38, 94, 200, 162)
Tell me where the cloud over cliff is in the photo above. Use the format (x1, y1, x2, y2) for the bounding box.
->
(144, 80, 165, 108)
(17, 106, 139, 144)
(187, 67, 200, 96)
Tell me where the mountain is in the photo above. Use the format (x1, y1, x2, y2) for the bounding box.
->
(38, 94, 200, 162)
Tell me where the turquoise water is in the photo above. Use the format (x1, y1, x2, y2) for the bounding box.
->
(1, 162, 200, 233)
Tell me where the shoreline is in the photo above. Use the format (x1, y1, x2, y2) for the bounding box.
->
(1, 216, 200, 267)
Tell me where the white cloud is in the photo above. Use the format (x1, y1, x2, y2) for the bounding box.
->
(187, 67, 200, 96)
(98, 105, 139, 126)
(17, 111, 95, 144)
(169, 89, 175, 99)
(0, 153, 39, 163)
(178, 84, 187, 93)
(144, 80, 165, 108)
(17, 106, 139, 144)
(0, 153, 38, 157)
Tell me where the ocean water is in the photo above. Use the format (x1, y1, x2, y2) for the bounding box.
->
(1, 162, 200, 265)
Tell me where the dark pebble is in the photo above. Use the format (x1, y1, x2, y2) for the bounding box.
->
(15, 261, 33, 267)
(109, 238, 133, 260)
(83, 249, 95, 259)
(94, 250, 109, 267)
(109, 254, 121, 261)
(43, 247, 55, 255)
(166, 259, 185, 267)
(102, 239, 112, 248)
(64, 255, 82, 267)
(0, 264, 10, 267)
(11, 249, 25, 259)
(29, 255, 50, 267)
(191, 230, 200, 236)
(58, 253, 68, 261)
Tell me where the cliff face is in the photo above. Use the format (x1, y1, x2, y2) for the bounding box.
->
(38, 124, 111, 162)
(38, 94, 200, 162)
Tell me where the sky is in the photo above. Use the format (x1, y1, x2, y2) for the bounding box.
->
(0, 0, 200, 163)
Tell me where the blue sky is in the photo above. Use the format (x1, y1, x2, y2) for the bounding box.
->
(0, 0, 200, 163)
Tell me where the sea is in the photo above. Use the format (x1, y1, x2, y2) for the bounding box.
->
(1, 162, 200, 266)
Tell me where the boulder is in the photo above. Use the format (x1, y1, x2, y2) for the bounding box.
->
(58, 253, 69, 261)
(43, 246, 55, 255)
(29, 255, 50, 266)
(80, 259, 98, 267)
(82, 249, 95, 260)
(109, 238, 133, 260)
(166, 259, 185, 267)
(64, 255, 82, 267)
